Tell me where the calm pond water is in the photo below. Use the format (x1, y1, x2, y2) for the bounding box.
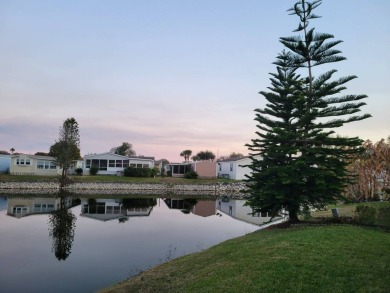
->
(0, 194, 275, 293)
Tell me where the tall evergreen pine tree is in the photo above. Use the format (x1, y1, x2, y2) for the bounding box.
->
(246, 0, 371, 222)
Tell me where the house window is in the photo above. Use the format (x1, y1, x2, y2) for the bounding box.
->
(143, 164, 149, 168)
(16, 158, 26, 165)
(230, 163, 233, 172)
(13, 206, 28, 214)
(86, 160, 91, 168)
(137, 164, 142, 168)
(90, 159, 108, 170)
(37, 160, 56, 170)
(100, 160, 108, 171)
(116, 160, 123, 168)
(26, 159, 31, 165)
(109, 160, 115, 167)
(173, 165, 187, 174)
(123, 160, 129, 168)
(130, 164, 136, 168)
(219, 164, 221, 171)
(229, 205, 232, 215)
(37, 161, 44, 169)
(261, 211, 268, 217)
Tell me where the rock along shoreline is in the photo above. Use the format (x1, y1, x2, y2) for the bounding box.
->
(0, 181, 249, 198)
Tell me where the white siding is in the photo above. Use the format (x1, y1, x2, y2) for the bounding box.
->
(235, 158, 252, 180)
(0, 155, 11, 173)
(216, 156, 261, 180)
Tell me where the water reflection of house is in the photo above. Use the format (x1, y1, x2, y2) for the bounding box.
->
(191, 200, 216, 217)
(80, 199, 154, 222)
(163, 198, 216, 217)
(216, 198, 284, 225)
(6, 197, 73, 218)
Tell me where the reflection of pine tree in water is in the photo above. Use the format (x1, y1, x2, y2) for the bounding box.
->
(48, 196, 76, 261)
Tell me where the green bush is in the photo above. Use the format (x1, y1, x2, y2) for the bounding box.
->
(355, 204, 390, 228)
(151, 167, 159, 177)
(124, 167, 152, 178)
(356, 205, 377, 225)
(89, 166, 99, 176)
(75, 168, 83, 175)
(376, 207, 390, 227)
(184, 170, 198, 179)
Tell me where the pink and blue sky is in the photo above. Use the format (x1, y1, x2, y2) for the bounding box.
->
(1, 0, 389, 162)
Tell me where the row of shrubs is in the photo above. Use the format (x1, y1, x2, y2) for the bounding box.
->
(87, 166, 199, 179)
(355, 204, 390, 228)
(124, 167, 158, 178)
(86, 166, 158, 177)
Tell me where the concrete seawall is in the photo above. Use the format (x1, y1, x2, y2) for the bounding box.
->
(0, 181, 249, 198)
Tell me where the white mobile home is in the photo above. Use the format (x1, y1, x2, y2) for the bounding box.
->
(83, 153, 154, 175)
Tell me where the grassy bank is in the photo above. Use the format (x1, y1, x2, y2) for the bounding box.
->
(0, 174, 235, 184)
(100, 225, 390, 293)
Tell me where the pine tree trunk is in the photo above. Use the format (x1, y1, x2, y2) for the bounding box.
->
(288, 205, 300, 223)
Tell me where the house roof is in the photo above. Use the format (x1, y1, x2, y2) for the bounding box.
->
(84, 152, 154, 161)
(128, 156, 155, 161)
(11, 154, 56, 160)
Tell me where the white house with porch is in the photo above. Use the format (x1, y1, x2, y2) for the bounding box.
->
(83, 153, 154, 175)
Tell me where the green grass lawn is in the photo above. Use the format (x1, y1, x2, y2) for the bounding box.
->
(99, 225, 390, 293)
(0, 174, 236, 184)
(310, 202, 390, 218)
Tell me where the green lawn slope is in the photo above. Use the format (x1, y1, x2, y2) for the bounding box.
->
(100, 225, 390, 293)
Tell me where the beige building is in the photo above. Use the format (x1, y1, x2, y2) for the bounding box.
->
(167, 160, 217, 179)
(10, 154, 62, 176)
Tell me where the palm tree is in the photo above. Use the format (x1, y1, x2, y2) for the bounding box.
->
(180, 150, 192, 162)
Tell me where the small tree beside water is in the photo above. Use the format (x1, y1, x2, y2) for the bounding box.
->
(49, 118, 81, 186)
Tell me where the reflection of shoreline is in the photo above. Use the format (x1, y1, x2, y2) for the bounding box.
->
(0, 182, 247, 193)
